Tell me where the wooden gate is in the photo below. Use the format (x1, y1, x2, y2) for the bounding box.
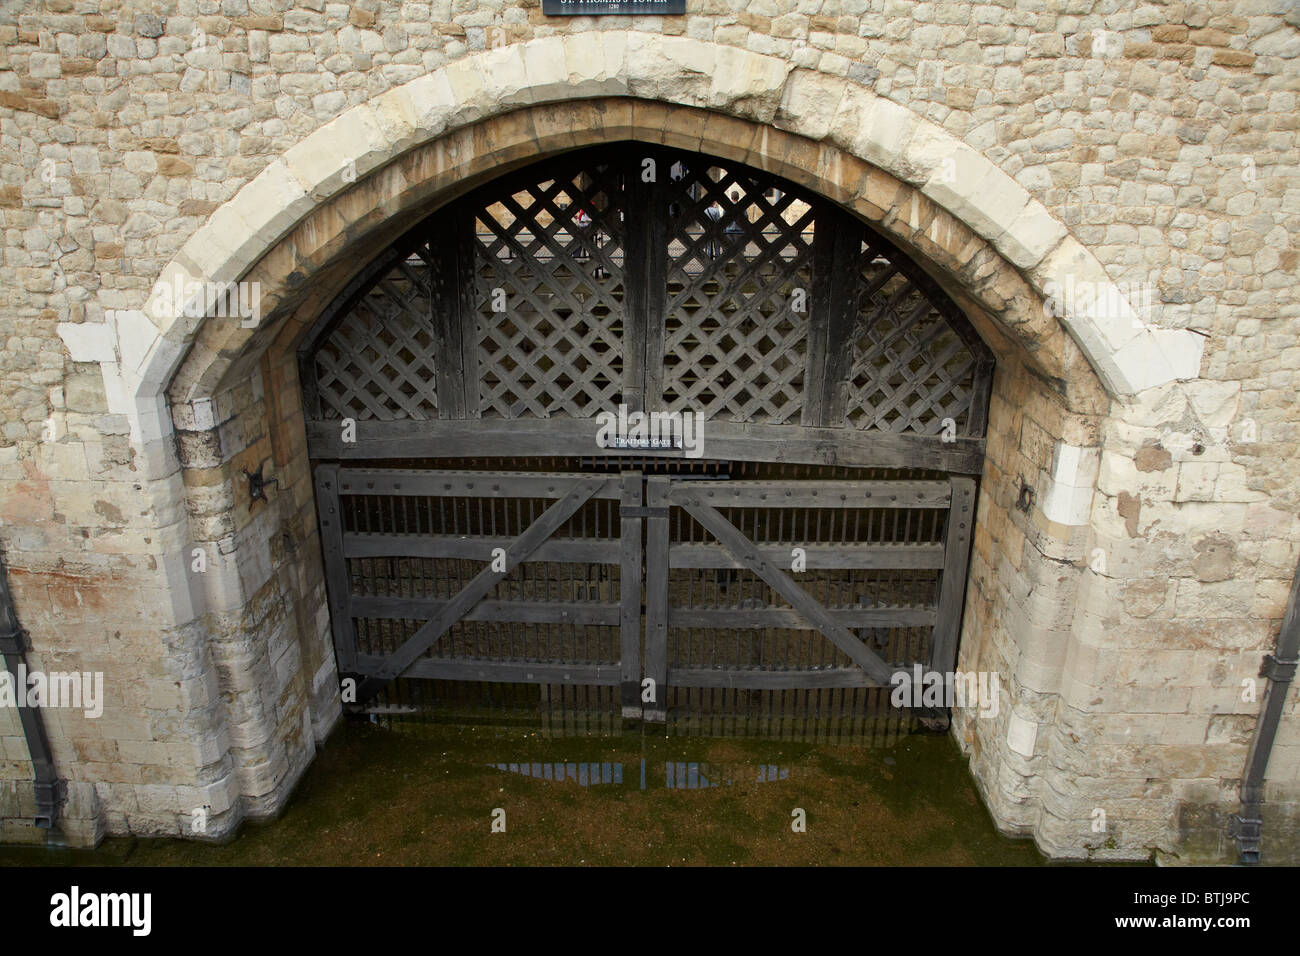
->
(315, 464, 974, 720)
(641, 474, 973, 721)
(315, 466, 644, 710)
(302, 142, 994, 725)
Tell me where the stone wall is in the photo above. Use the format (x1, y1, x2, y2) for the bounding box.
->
(0, 0, 1297, 862)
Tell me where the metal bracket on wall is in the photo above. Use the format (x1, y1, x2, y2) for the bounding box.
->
(1259, 653, 1297, 682)
(242, 457, 280, 505)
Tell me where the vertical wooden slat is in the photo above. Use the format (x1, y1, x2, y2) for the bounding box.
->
(621, 146, 650, 413)
(822, 222, 861, 427)
(315, 464, 358, 674)
(965, 352, 996, 439)
(931, 476, 977, 674)
(802, 204, 834, 428)
(433, 207, 479, 419)
(622, 144, 669, 413)
(802, 206, 860, 428)
(620, 472, 644, 718)
(644, 476, 671, 722)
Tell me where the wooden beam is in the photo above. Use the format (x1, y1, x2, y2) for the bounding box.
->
(667, 666, 881, 689)
(669, 542, 945, 570)
(643, 476, 670, 721)
(343, 533, 620, 564)
(665, 479, 951, 509)
(350, 596, 621, 626)
(619, 471, 644, 717)
(803, 205, 861, 427)
(930, 475, 976, 674)
(336, 469, 622, 500)
(435, 203, 479, 420)
(669, 606, 936, 629)
(305, 417, 987, 473)
(355, 656, 621, 686)
(314, 465, 358, 674)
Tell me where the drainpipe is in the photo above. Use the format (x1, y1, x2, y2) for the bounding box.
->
(1231, 557, 1300, 864)
(0, 550, 62, 828)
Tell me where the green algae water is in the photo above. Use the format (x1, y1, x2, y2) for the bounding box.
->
(0, 711, 1058, 866)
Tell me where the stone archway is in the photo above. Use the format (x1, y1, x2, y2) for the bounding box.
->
(61, 34, 1202, 459)
(54, 34, 1208, 849)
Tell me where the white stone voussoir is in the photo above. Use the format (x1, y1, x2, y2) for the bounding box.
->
(1030, 236, 1204, 395)
(283, 103, 394, 202)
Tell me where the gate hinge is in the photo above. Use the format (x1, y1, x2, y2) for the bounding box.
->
(620, 506, 669, 519)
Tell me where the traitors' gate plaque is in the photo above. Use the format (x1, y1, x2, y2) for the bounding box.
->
(542, 0, 686, 14)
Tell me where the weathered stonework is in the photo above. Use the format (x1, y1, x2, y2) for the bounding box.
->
(1, 0, 1297, 863)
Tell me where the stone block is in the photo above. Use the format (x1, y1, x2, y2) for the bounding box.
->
(283, 104, 392, 204)
(57, 322, 116, 363)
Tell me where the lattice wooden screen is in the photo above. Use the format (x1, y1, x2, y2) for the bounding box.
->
(843, 241, 984, 437)
(310, 247, 442, 421)
(302, 143, 993, 451)
(659, 160, 814, 424)
(471, 156, 627, 419)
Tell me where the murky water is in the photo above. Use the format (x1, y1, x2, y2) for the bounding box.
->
(0, 704, 1060, 866)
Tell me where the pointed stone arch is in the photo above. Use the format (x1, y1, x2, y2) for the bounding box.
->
(48, 33, 1207, 849)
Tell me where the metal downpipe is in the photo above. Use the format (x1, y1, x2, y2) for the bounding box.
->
(0, 549, 62, 829)
(1231, 557, 1299, 864)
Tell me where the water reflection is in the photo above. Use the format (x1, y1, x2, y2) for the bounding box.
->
(489, 759, 791, 790)
(372, 679, 929, 746)
(665, 761, 727, 789)
(489, 762, 623, 786)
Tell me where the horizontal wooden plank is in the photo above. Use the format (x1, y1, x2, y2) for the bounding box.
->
(667, 480, 951, 509)
(305, 417, 986, 474)
(668, 605, 936, 629)
(668, 542, 945, 570)
(336, 469, 622, 500)
(351, 595, 620, 626)
(344, 533, 621, 564)
(666, 667, 892, 689)
(355, 655, 621, 685)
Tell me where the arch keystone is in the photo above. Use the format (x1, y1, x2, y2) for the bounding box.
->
(777, 69, 849, 141)
(479, 42, 533, 106)
(711, 44, 792, 122)
(560, 34, 628, 98)
(518, 36, 573, 102)
(627, 33, 715, 104)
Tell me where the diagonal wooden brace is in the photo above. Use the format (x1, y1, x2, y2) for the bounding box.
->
(677, 497, 897, 685)
(355, 477, 607, 702)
